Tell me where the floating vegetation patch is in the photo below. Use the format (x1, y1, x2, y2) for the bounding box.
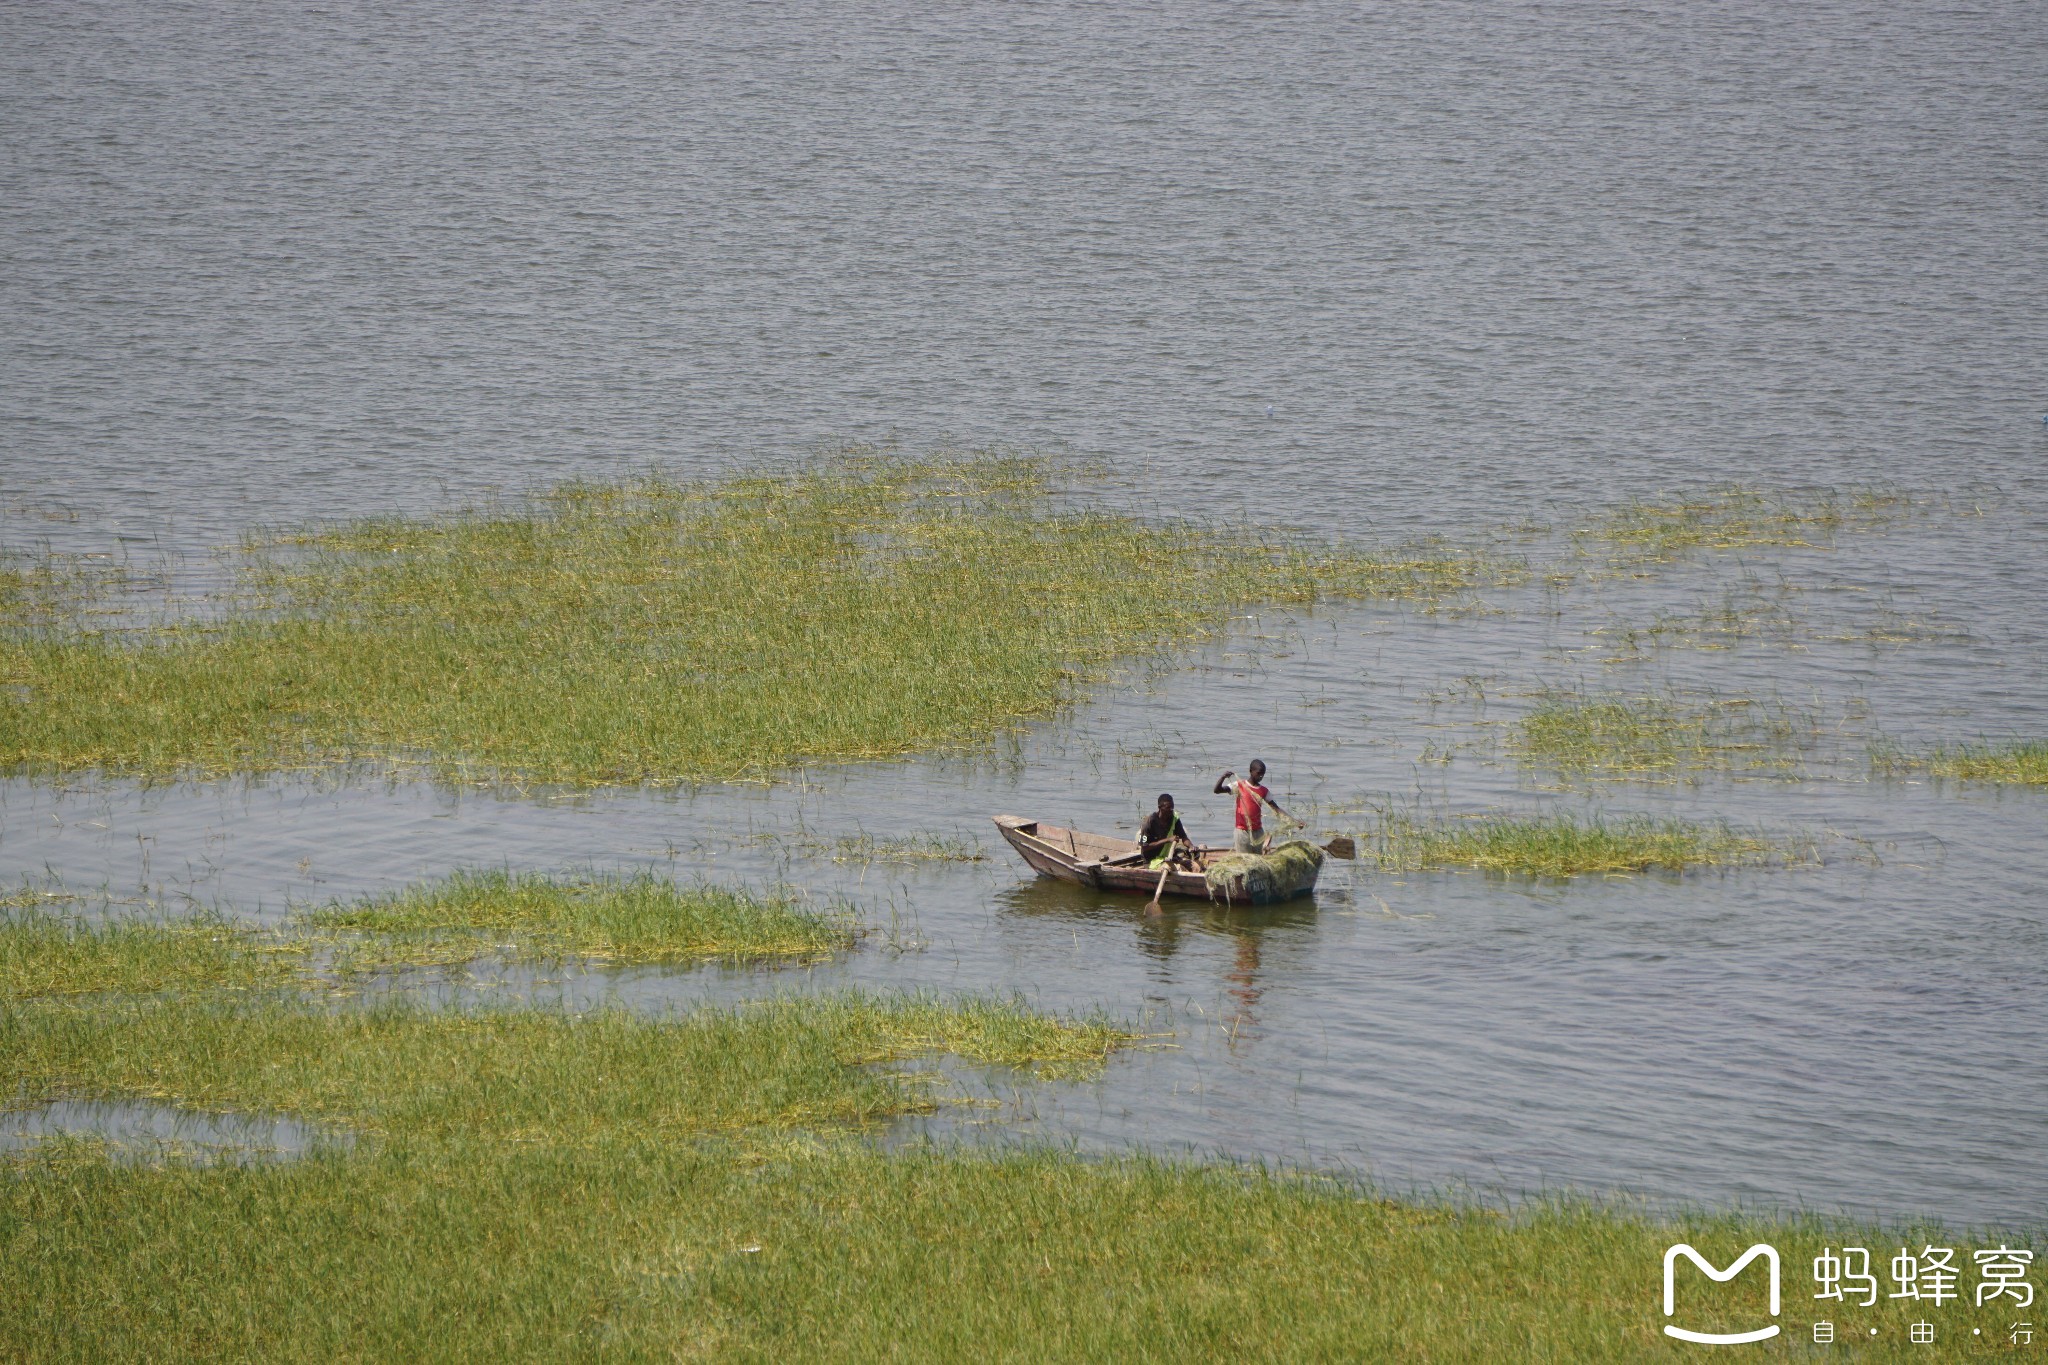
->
(301, 869, 855, 969)
(819, 831, 985, 865)
(1573, 484, 1918, 565)
(0, 453, 1512, 786)
(1873, 739, 2048, 787)
(745, 829, 988, 866)
(0, 902, 300, 1001)
(1594, 577, 1972, 662)
(1515, 691, 1819, 780)
(1365, 810, 1810, 877)
(0, 991, 1136, 1140)
(1594, 581, 1805, 659)
(1810, 605, 1974, 647)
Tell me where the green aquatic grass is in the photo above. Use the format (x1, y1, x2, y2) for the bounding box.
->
(779, 829, 987, 865)
(1368, 811, 1804, 877)
(1575, 484, 1915, 563)
(0, 935, 2009, 1362)
(1596, 577, 1970, 662)
(1, 1138, 2008, 1362)
(0, 565, 28, 626)
(1594, 581, 1805, 660)
(0, 991, 1134, 1140)
(1875, 739, 2048, 787)
(0, 904, 297, 1000)
(302, 869, 853, 969)
(0, 454, 1503, 786)
(1517, 691, 1815, 779)
(0, 551, 119, 632)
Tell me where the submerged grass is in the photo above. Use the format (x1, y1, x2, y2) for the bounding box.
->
(1574, 483, 1916, 564)
(1367, 811, 1806, 877)
(0, 550, 123, 632)
(0, 453, 1506, 786)
(0, 904, 297, 1000)
(1875, 739, 2048, 786)
(302, 869, 853, 969)
(1593, 579, 1805, 660)
(1595, 577, 1971, 662)
(777, 829, 988, 865)
(1516, 691, 1817, 780)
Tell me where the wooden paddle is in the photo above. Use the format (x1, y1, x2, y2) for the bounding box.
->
(1144, 859, 1173, 915)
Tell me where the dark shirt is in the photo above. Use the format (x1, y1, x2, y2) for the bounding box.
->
(1137, 810, 1188, 850)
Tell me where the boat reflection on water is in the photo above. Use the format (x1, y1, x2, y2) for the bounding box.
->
(991, 877, 1324, 1045)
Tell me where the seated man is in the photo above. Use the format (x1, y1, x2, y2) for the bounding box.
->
(1136, 793, 1195, 869)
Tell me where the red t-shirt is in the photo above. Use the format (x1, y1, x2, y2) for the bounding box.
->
(1233, 780, 1269, 832)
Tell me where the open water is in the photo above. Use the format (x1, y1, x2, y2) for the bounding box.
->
(3, 0, 2047, 1227)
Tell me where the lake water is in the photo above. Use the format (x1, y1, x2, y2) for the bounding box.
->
(3, 0, 2046, 1228)
(0, 1099, 342, 1164)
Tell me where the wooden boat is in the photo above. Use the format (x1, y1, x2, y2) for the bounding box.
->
(991, 814, 1320, 905)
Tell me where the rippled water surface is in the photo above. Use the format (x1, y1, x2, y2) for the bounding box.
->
(3, 1, 2046, 1226)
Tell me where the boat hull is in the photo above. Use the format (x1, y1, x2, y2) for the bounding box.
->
(991, 814, 1317, 905)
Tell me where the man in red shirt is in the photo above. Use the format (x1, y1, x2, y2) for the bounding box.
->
(1214, 759, 1292, 855)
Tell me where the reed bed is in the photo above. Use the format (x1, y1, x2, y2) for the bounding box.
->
(1367, 811, 1806, 877)
(0, 455, 1504, 786)
(1574, 484, 1915, 563)
(0, 904, 297, 1000)
(1874, 739, 2048, 786)
(1516, 691, 1816, 779)
(0, 1137, 1989, 1362)
(302, 869, 853, 968)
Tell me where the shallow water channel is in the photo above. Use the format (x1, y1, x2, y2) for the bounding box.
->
(5, 0, 2047, 1231)
(1, 1100, 343, 1165)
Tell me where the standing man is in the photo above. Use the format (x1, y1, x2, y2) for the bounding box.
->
(1214, 759, 1291, 855)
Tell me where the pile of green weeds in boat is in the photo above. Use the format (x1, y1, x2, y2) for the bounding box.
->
(1203, 839, 1324, 900)
(0, 453, 1504, 787)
